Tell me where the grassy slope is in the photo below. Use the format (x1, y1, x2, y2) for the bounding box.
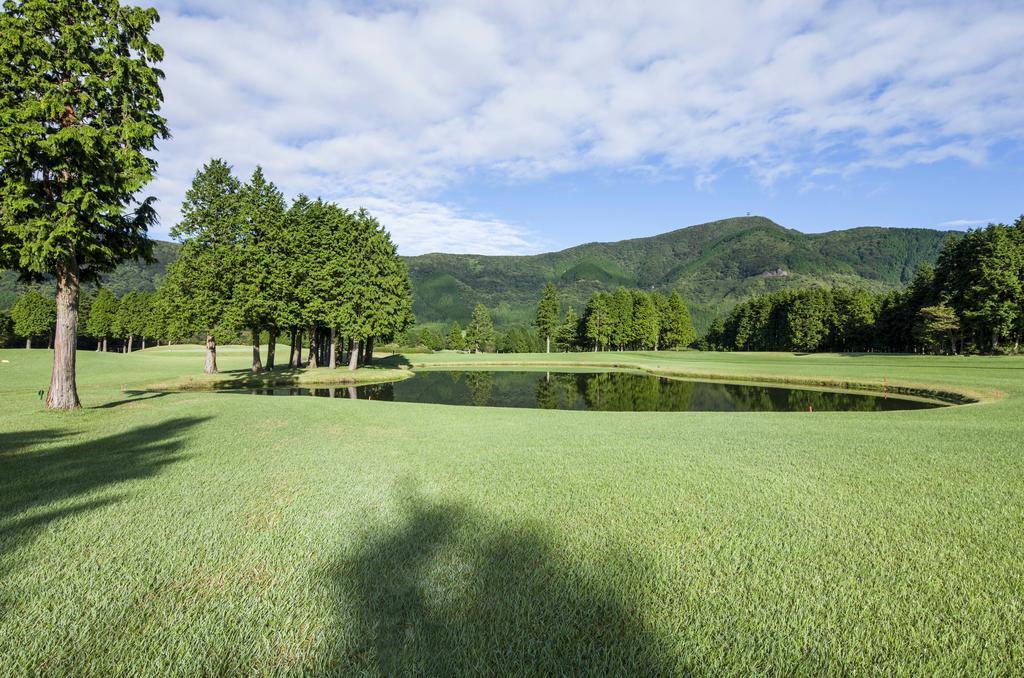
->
(1, 347, 1022, 674)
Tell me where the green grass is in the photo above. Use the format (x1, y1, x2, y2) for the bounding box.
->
(1, 346, 1022, 674)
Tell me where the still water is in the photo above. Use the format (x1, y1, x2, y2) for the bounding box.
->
(236, 370, 941, 412)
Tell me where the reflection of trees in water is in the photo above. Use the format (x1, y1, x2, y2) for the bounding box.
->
(579, 373, 695, 412)
(353, 382, 395, 401)
(263, 371, 922, 412)
(464, 372, 493, 406)
(534, 373, 583, 409)
(720, 383, 882, 412)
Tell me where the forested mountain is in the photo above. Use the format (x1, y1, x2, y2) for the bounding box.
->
(2, 216, 953, 331)
(406, 216, 953, 330)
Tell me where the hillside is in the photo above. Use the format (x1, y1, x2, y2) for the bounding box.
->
(1, 217, 953, 331)
(405, 216, 953, 330)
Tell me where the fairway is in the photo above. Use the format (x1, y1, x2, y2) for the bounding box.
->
(1, 347, 1022, 674)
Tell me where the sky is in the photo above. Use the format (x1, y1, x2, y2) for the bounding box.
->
(146, 0, 1024, 255)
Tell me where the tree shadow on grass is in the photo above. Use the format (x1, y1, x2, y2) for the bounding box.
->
(0, 417, 208, 594)
(316, 494, 681, 676)
(91, 391, 174, 409)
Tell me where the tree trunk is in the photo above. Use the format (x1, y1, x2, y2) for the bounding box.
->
(204, 334, 218, 374)
(365, 336, 374, 365)
(26, 337, 32, 349)
(348, 339, 360, 371)
(127, 335, 134, 353)
(307, 324, 319, 368)
(267, 328, 277, 370)
(102, 336, 107, 352)
(141, 337, 147, 350)
(251, 327, 262, 373)
(546, 335, 550, 353)
(46, 259, 81, 410)
(291, 328, 302, 369)
(329, 327, 337, 369)
(347, 386, 358, 399)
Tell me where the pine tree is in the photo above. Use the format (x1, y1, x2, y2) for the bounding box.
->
(465, 304, 495, 353)
(609, 287, 633, 350)
(630, 291, 659, 350)
(556, 307, 580, 351)
(663, 291, 696, 349)
(534, 282, 560, 353)
(229, 167, 287, 372)
(583, 292, 612, 351)
(10, 290, 55, 348)
(164, 159, 242, 374)
(447, 321, 465, 350)
(0, 0, 169, 408)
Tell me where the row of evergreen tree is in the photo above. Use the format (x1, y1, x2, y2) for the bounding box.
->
(161, 160, 414, 373)
(400, 285, 698, 354)
(2, 288, 166, 351)
(702, 218, 1024, 354)
(561, 286, 697, 352)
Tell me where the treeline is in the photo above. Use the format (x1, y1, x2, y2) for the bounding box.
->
(702, 217, 1024, 354)
(565, 286, 696, 352)
(161, 160, 414, 373)
(1, 287, 169, 351)
(398, 285, 697, 354)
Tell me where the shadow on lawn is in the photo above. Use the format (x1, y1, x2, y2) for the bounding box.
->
(317, 494, 680, 675)
(0, 417, 207, 595)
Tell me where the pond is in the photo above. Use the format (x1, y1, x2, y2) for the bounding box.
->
(235, 370, 943, 412)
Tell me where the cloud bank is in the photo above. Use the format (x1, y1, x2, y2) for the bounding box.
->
(148, 0, 1024, 253)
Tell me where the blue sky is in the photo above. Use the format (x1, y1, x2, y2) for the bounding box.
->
(147, 0, 1024, 254)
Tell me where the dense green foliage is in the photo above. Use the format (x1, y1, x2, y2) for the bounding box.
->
(9, 289, 54, 347)
(405, 217, 952, 330)
(1, 347, 1021, 673)
(704, 218, 1024, 354)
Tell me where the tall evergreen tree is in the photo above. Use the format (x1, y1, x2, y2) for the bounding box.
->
(164, 159, 242, 373)
(0, 0, 169, 408)
(583, 292, 612, 351)
(555, 307, 580, 351)
(465, 303, 495, 353)
(662, 291, 696, 349)
(447, 321, 465, 350)
(630, 291, 659, 350)
(229, 166, 287, 372)
(609, 287, 633, 350)
(534, 282, 560, 353)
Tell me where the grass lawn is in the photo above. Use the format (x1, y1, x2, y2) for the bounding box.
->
(1, 346, 1022, 674)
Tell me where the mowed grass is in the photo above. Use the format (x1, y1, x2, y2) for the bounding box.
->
(0, 346, 1022, 674)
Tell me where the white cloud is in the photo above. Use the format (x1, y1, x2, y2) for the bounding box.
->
(145, 0, 1024, 253)
(940, 218, 994, 227)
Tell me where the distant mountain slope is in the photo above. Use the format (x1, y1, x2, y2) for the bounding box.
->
(1, 217, 953, 332)
(405, 217, 953, 330)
